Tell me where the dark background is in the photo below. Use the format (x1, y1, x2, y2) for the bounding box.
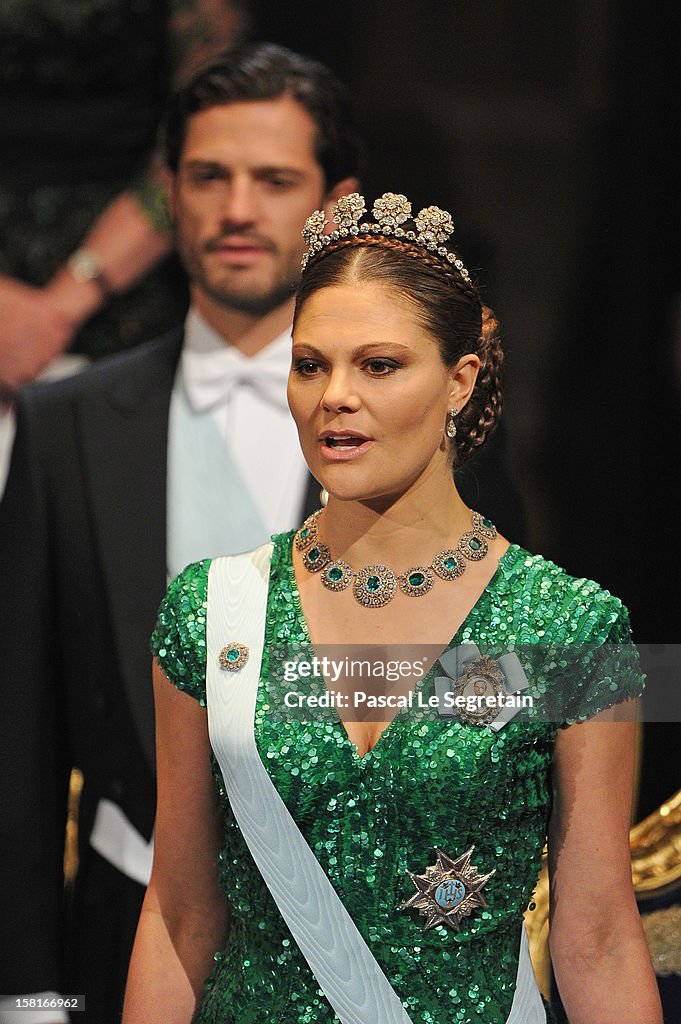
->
(246, 0, 681, 818)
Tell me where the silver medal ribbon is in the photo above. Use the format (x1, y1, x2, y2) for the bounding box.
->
(436, 643, 530, 730)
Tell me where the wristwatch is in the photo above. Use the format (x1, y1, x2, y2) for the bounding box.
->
(66, 247, 111, 298)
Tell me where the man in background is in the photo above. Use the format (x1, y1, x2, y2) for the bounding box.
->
(0, 43, 359, 1024)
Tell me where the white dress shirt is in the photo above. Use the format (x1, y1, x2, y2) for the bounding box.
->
(180, 308, 310, 536)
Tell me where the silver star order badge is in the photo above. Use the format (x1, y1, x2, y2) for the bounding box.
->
(400, 847, 495, 931)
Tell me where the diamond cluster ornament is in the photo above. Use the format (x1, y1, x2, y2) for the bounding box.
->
(372, 192, 412, 228)
(431, 549, 466, 581)
(302, 543, 331, 574)
(294, 508, 322, 551)
(414, 205, 454, 245)
(400, 847, 495, 931)
(332, 192, 367, 229)
(302, 209, 327, 247)
(398, 565, 434, 598)
(320, 559, 353, 592)
(218, 642, 249, 672)
(352, 564, 397, 608)
(300, 191, 471, 281)
(472, 511, 497, 539)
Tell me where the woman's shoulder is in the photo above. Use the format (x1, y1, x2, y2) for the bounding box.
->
(497, 544, 633, 644)
(157, 557, 213, 633)
(495, 546, 643, 721)
(150, 535, 294, 704)
(151, 558, 212, 703)
(209, 531, 293, 571)
(161, 533, 291, 603)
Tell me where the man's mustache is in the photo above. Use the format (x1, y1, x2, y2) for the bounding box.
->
(204, 234, 277, 253)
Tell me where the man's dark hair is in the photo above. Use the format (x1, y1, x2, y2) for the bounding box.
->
(163, 42, 360, 190)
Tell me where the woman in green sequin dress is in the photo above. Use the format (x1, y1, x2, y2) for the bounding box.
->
(124, 196, 662, 1024)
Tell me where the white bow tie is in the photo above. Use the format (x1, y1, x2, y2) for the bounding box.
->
(182, 348, 290, 414)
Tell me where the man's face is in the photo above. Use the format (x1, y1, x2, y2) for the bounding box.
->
(170, 95, 328, 317)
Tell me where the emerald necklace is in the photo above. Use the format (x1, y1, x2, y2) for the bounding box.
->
(295, 510, 496, 609)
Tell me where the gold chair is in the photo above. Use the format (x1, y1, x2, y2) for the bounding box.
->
(633, 788, 681, 978)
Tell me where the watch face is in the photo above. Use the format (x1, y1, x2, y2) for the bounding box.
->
(67, 248, 104, 284)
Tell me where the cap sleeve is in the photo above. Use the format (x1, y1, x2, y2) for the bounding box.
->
(150, 559, 211, 705)
(558, 597, 645, 726)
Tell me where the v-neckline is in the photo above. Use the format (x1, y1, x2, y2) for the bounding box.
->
(284, 534, 521, 762)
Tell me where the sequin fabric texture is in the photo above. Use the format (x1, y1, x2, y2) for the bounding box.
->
(151, 534, 644, 1024)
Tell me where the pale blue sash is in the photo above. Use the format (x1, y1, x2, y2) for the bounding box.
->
(205, 549, 546, 1024)
(166, 376, 268, 580)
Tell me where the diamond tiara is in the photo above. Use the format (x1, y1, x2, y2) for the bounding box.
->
(300, 191, 472, 283)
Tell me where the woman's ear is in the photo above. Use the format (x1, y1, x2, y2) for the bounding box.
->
(448, 353, 481, 411)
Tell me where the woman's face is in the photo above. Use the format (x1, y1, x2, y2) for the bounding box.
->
(288, 281, 472, 505)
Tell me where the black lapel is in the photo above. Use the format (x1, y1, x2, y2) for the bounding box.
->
(79, 331, 183, 773)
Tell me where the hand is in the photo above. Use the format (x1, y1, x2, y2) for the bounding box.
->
(0, 276, 78, 393)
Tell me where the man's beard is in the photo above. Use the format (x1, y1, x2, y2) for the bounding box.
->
(199, 272, 298, 317)
(178, 230, 300, 317)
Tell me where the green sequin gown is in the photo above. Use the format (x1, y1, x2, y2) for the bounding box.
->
(152, 532, 644, 1024)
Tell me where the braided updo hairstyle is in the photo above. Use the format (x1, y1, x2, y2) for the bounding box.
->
(293, 233, 503, 467)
